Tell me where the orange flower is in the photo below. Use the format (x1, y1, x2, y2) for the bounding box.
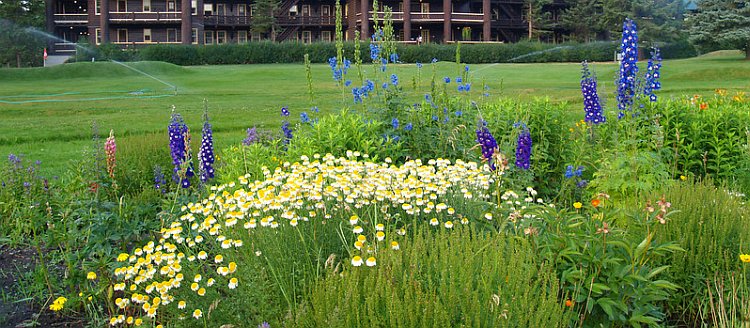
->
(565, 299, 574, 307)
(591, 199, 601, 208)
(700, 102, 708, 110)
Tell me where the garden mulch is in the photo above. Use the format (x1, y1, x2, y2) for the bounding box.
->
(0, 245, 84, 328)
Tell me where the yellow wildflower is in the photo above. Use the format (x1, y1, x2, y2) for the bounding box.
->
(573, 202, 583, 209)
(740, 254, 750, 263)
(87, 271, 97, 280)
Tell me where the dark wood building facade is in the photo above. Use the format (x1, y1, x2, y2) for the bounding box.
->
(46, 0, 565, 54)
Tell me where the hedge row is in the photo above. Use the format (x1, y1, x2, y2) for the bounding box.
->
(81, 40, 697, 65)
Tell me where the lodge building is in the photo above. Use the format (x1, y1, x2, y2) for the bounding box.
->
(45, 0, 565, 54)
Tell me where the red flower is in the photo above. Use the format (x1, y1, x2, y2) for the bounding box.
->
(565, 299, 574, 307)
(89, 182, 99, 193)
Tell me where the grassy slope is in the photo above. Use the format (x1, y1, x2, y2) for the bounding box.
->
(0, 51, 748, 174)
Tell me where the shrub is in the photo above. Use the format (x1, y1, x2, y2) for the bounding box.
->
(298, 227, 571, 327)
(655, 179, 750, 326)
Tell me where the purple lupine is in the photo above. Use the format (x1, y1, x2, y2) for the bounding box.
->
(475, 122, 498, 171)
(616, 18, 639, 118)
(644, 48, 662, 102)
(198, 113, 215, 183)
(515, 127, 532, 170)
(581, 61, 606, 124)
(390, 74, 399, 86)
(281, 106, 290, 117)
(243, 127, 259, 146)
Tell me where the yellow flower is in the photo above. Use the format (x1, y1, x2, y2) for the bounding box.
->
(228, 277, 239, 289)
(573, 202, 583, 209)
(353, 225, 363, 234)
(49, 296, 67, 312)
(197, 287, 206, 296)
(349, 215, 359, 225)
(366, 257, 377, 267)
(444, 221, 454, 229)
(484, 213, 493, 220)
(430, 218, 439, 226)
(740, 254, 750, 263)
(357, 235, 367, 243)
(87, 271, 97, 280)
(117, 253, 129, 262)
(193, 309, 203, 319)
(178, 300, 186, 309)
(351, 256, 363, 267)
(135, 318, 143, 326)
(680, 175, 687, 181)
(375, 223, 385, 231)
(376, 231, 385, 241)
(390, 241, 400, 250)
(214, 254, 224, 263)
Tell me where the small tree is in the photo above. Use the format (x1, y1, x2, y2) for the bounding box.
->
(251, 0, 280, 40)
(687, 0, 750, 59)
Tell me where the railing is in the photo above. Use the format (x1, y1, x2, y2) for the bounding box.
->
(405, 12, 444, 21)
(53, 14, 88, 24)
(276, 15, 336, 26)
(492, 18, 526, 28)
(204, 15, 251, 26)
(53, 42, 78, 53)
(109, 12, 182, 22)
(451, 12, 484, 23)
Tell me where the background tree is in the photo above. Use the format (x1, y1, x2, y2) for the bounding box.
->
(0, 0, 46, 67)
(525, 0, 552, 41)
(251, 0, 280, 40)
(561, 0, 686, 44)
(687, 0, 750, 59)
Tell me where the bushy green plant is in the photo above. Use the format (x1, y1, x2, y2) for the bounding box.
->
(298, 226, 570, 327)
(653, 179, 750, 326)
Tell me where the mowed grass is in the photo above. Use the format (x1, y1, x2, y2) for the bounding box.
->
(0, 50, 748, 175)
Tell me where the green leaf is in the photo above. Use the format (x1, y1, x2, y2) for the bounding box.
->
(646, 265, 670, 279)
(629, 314, 658, 326)
(634, 232, 654, 260)
(590, 282, 611, 294)
(597, 298, 618, 320)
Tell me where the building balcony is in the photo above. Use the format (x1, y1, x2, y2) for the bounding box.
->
(53, 13, 88, 25)
(108, 11, 182, 23)
(362, 11, 484, 23)
(203, 15, 251, 26)
(276, 15, 336, 26)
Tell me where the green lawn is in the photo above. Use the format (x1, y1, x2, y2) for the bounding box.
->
(0, 50, 748, 174)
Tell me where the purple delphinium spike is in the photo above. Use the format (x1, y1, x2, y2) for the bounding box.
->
(581, 61, 606, 124)
(515, 127, 532, 170)
(644, 47, 662, 102)
(475, 121, 498, 171)
(198, 113, 215, 183)
(168, 112, 193, 188)
(616, 18, 639, 117)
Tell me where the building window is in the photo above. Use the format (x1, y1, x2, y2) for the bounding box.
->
(117, 29, 128, 43)
(237, 4, 246, 16)
(204, 31, 214, 44)
(321, 5, 330, 16)
(95, 28, 101, 44)
(216, 3, 225, 15)
(216, 30, 226, 44)
(321, 30, 331, 42)
(251, 31, 260, 41)
(301, 30, 312, 44)
(238, 30, 248, 43)
(95, 0, 100, 14)
(144, 28, 151, 42)
(301, 5, 310, 16)
(203, 3, 212, 15)
(117, 0, 126, 12)
(143, 0, 150, 11)
(191, 0, 196, 14)
(167, 1, 176, 11)
(192, 28, 198, 44)
(421, 3, 429, 12)
(167, 28, 177, 42)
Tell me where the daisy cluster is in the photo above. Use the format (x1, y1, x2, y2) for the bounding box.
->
(106, 153, 493, 325)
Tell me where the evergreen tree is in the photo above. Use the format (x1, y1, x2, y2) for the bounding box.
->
(561, 0, 604, 42)
(251, 0, 280, 40)
(687, 0, 750, 59)
(525, 0, 552, 40)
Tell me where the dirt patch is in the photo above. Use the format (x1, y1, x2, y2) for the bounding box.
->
(0, 245, 85, 327)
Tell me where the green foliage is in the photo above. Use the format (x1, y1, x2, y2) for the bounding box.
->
(500, 194, 683, 326)
(129, 41, 698, 66)
(0, 20, 45, 68)
(655, 179, 750, 325)
(687, 0, 750, 58)
(299, 227, 571, 327)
